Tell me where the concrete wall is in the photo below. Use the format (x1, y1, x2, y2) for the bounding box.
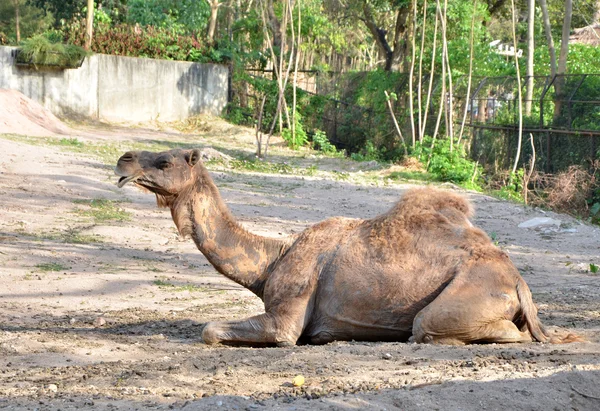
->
(0, 46, 228, 122)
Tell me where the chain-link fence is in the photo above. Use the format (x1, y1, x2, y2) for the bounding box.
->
(236, 69, 600, 172)
(466, 74, 600, 172)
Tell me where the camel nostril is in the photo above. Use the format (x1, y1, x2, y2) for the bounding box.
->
(120, 153, 134, 162)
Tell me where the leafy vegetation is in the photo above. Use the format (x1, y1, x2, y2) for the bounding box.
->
(411, 138, 483, 190)
(17, 34, 87, 67)
(2, 0, 600, 222)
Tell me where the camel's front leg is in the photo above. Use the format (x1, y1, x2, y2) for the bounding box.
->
(202, 308, 306, 346)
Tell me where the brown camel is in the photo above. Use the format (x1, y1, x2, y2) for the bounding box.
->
(115, 148, 581, 346)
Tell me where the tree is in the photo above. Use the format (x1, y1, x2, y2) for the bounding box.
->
(85, 0, 93, 50)
(13, 0, 21, 42)
(28, 0, 86, 26)
(0, 0, 53, 43)
(554, 0, 573, 119)
(539, 0, 557, 78)
(525, 0, 534, 115)
(359, 0, 412, 71)
(206, 0, 221, 44)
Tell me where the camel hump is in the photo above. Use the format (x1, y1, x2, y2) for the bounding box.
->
(397, 187, 474, 219)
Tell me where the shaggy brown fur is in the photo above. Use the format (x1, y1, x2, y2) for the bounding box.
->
(115, 149, 582, 346)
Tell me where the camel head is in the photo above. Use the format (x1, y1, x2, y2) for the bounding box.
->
(115, 148, 203, 207)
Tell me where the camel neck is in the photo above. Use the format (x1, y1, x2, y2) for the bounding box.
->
(173, 171, 289, 298)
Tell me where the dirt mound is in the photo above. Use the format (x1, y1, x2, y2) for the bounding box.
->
(0, 89, 73, 136)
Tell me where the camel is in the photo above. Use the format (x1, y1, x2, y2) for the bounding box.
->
(115, 148, 581, 346)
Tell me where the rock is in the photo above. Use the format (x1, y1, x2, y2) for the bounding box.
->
(93, 317, 106, 327)
(69, 318, 77, 325)
(47, 384, 58, 393)
(382, 353, 393, 360)
(518, 217, 561, 229)
(200, 148, 232, 162)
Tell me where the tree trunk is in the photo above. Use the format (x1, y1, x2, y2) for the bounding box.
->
(408, 0, 418, 147)
(14, 0, 20, 43)
(207, 0, 221, 44)
(266, 0, 283, 63)
(557, 0, 572, 75)
(525, 0, 534, 116)
(510, 0, 523, 174)
(361, 2, 410, 71)
(457, 0, 478, 146)
(85, 0, 94, 50)
(391, 5, 411, 72)
(538, 0, 556, 78)
(554, 0, 573, 120)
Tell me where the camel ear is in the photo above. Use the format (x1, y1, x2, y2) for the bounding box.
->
(187, 149, 202, 167)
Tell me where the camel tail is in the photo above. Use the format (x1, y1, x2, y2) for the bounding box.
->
(516, 278, 584, 344)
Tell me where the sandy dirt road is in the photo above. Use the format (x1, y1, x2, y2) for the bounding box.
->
(0, 105, 599, 410)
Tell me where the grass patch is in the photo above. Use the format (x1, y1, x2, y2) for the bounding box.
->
(153, 278, 210, 292)
(23, 229, 105, 244)
(144, 264, 164, 273)
(0, 134, 184, 165)
(208, 158, 320, 177)
(17, 35, 87, 68)
(35, 262, 70, 272)
(58, 137, 85, 147)
(387, 170, 434, 183)
(73, 198, 131, 223)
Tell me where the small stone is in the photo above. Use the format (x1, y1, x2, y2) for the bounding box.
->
(69, 318, 77, 325)
(518, 217, 561, 229)
(47, 384, 58, 393)
(93, 317, 106, 327)
(382, 353, 392, 360)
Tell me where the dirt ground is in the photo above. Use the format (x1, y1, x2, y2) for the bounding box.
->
(1, 94, 600, 410)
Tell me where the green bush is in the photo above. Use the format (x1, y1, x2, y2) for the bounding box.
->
(62, 21, 212, 63)
(312, 129, 337, 154)
(411, 137, 483, 190)
(350, 141, 382, 162)
(17, 34, 87, 67)
(282, 111, 308, 150)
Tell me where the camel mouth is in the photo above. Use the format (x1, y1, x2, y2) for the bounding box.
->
(117, 175, 139, 188)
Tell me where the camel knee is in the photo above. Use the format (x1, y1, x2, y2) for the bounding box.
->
(201, 322, 220, 345)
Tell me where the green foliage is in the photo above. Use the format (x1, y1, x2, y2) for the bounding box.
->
(411, 137, 483, 190)
(350, 141, 382, 162)
(126, 0, 210, 34)
(492, 170, 525, 203)
(28, 0, 85, 26)
(591, 201, 600, 225)
(312, 129, 337, 154)
(591, 263, 599, 274)
(282, 111, 308, 150)
(0, 1, 54, 44)
(63, 21, 210, 62)
(17, 34, 87, 67)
